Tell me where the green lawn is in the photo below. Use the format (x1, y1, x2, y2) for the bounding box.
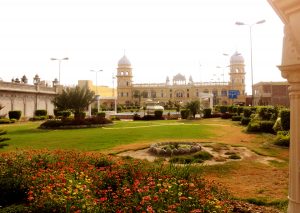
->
(1, 120, 217, 152)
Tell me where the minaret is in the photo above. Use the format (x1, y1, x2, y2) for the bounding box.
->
(116, 55, 133, 105)
(229, 51, 246, 103)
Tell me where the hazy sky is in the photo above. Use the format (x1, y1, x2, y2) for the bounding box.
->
(0, 0, 284, 94)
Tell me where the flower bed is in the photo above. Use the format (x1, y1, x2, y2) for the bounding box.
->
(0, 150, 231, 212)
(148, 142, 201, 156)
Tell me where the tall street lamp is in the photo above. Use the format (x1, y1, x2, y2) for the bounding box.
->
(90, 69, 103, 112)
(50, 57, 69, 85)
(235, 19, 266, 106)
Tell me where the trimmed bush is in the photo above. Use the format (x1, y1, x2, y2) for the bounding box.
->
(154, 110, 163, 119)
(257, 106, 276, 120)
(0, 118, 13, 124)
(219, 106, 228, 113)
(274, 131, 290, 147)
(280, 109, 290, 131)
(232, 116, 242, 121)
(29, 116, 47, 121)
(221, 112, 233, 119)
(241, 117, 251, 126)
(273, 117, 282, 132)
(35, 110, 47, 116)
(8, 111, 21, 120)
(97, 112, 106, 118)
(243, 107, 252, 118)
(180, 109, 190, 119)
(260, 121, 275, 133)
(246, 122, 261, 132)
(237, 107, 243, 115)
(203, 108, 212, 118)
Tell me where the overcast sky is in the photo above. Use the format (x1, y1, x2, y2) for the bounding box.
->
(0, 0, 284, 94)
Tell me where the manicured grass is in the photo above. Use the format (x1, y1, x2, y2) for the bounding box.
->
(1, 120, 216, 152)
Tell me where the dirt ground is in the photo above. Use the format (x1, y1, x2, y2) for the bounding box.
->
(113, 119, 289, 204)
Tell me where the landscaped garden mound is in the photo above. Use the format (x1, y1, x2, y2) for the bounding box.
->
(148, 142, 202, 156)
(0, 150, 231, 212)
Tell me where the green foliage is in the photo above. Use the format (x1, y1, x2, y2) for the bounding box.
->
(52, 86, 95, 115)
(154, 110, 163, 119)
(219, 105, 228, 113)
(0, 118, 14, 124)
(228, 153, 241, 159)
(29, 116, 48, 121)
(257, 106, 277, 121)
(247, 121, 275, 133)
(34, 110, 47, 116)
(97, 112, 106, 118)
(241, 117, 251, 126)
(180, 109, 190, 119)
(274, 131, 290, 147)
(0, 129, 10, 148)
(231, 115, 242, 121)
(185, 100, 201, 118)
(203, 108, 212, 118)
(193, 151, 213, 161)
(237, 106, 244, 115)
(54, 110, 71, 118)
(8, 111, 21, 120)
(280, 109, 290, 131)
(273, 117, 282, 132)
(221, 113, 233, 119)
(243, 107, 252, 118)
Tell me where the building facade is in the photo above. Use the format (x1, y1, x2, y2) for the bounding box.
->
(253, 81, 289, 107)
(0, 75, 61, 119)
(117, 52, 247, 107)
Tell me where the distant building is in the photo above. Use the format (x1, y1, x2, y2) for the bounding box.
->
(78, 80, 117, 111)
(116, 52, 247, 107)
(0, 75, 61, 119)
(253, 81, 289, 107)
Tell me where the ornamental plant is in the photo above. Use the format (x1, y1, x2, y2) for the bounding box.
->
(0, 150, 232, 212)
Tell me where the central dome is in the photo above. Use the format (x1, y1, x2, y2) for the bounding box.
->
(118, 55, 131, 66)
(230, 51, 244, 64)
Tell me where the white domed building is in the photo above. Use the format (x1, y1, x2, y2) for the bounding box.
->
(117, 52, 246, 107)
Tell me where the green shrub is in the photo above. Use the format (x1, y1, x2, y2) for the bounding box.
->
(274, 131, 290, 147)
(193, 151, 213, 161)
(241, 117, 251, 126)
(237, 107, 244, 115)
(180, 109, 190, 119)
(97, 112, 106, 118)
(169, 156, 202, 164)
(246, 122, 261, 132)
(29, 116, 47, 121)
(260, 121, 275, 133)
(40, 120, 63, 128)
(243, 107, 252, 118)
(232, 116, 242, 121)
(35, 110, 47, 116)
(273, 117, 282, 132)
(154, 110, 163, 119)
(227, 105, 234, 113)
(203, 108, 212, 118)
(0, 118, 13, 124)
(258, 106, 276, 120)
(8, 111, 21, 120)
(221, 113, 233, 119)
(219, 106, 228, 113)
(280, 109, 290, 131)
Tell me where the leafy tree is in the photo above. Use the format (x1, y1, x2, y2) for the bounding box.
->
(185, 100, 201, 118)
(52, 86, 95, 118)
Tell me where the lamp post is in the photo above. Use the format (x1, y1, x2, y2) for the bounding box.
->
(50, 57, 69, 85)
(235, 19, 266, 106)
(90, 70, 103, 112)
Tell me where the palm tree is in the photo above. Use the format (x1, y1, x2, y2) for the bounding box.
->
(185, 100, 201, 118)
(52, 86, 95, 119)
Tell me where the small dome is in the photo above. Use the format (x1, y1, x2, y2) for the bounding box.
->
(118, 55, 131, 66)
(173, 73, 186, 81)
(230, 51, 244, 64)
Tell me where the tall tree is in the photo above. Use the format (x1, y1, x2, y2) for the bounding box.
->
(185, 100, 201, 118)
(52, 86, 95, 117)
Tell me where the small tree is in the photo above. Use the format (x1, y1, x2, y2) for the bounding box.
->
(52, 86, 95, 119)
(185, 100, 201, 118)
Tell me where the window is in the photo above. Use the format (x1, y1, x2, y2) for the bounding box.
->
(221, 90, 227, 96)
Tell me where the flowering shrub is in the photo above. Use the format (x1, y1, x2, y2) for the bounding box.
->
(0, 150, 231, 212)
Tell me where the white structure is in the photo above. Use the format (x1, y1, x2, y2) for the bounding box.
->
(268, 0, 300, 212)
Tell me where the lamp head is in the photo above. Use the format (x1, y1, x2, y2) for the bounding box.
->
(235, 21, 245, 25)
(256, 19, 266, 24)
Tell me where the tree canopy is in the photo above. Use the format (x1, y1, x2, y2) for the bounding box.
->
(185, 100, 201, 118)
(52, 86, 95, 115)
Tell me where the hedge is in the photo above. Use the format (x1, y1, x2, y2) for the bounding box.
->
(154, 110, 163, 119)
(35, 110, 47, 116)
(202, 108, 212, 118)
(8, 111, 21, 120)
(274, 131, 290, 147)
(243, 107, 252, 118)
(180, 109, 190, 119)
(241, 117, 251, 126)
(232, 116, 242, 121)
(280, 109, 290, 131)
